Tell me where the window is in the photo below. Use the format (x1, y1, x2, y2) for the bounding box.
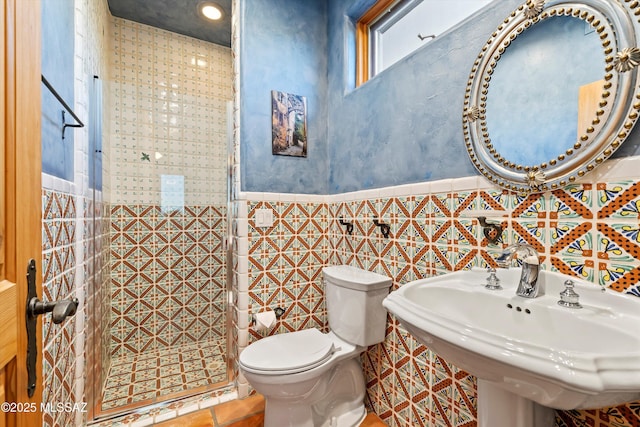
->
(356, 0, 493, 85)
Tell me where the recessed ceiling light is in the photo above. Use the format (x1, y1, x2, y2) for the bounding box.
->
(199, 2, 223, 21)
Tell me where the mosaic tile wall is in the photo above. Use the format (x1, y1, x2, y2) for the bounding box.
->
(109, 204, 227, 357)
(42, 189, 79, 427)
(238, 165, 640, 427)
(245, 197, 330, 342)
(107, 17, 232, 362)
(332, 180, 640, 427)
(41, 189, 109, 427)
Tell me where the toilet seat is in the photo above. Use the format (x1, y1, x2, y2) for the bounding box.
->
(240, 328, 337, 375)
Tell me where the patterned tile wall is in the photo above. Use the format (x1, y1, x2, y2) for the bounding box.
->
(107, 16, 231, 363)
(42, 189, 79, 427)
(109, 204, 227, 357)
(245, 198, 330, 342)
(240, 166, 640, 427)
(333, 180, 640, 427)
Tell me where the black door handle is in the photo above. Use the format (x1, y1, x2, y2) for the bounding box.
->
(28, 297, 79, 324)
(25, 259, 80, 397)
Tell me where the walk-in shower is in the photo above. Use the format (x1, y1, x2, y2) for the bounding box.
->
(88, 16, 233, 418)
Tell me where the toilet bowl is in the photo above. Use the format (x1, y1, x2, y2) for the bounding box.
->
(238, 265, 392, 427)
(240, 328, 366, 427)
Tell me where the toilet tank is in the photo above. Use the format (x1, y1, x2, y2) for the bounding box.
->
(322, 265, 392, 347)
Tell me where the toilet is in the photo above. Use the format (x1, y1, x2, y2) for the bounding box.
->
(239, 265, 392, 427)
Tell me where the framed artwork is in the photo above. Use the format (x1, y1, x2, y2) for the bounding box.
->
(271, 90, 307, 157)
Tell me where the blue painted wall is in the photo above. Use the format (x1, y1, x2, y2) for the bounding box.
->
(240, 0, 640, 194)
(239, 0, 329, 194)
(41, 0, 75, 181)
(326, 0, 523, 193)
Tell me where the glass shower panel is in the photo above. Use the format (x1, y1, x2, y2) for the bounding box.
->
(94, 17, 232, 417)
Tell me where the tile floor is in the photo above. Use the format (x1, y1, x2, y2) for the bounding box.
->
(102, 340, 227, 410)
(152, 394, 387, 427)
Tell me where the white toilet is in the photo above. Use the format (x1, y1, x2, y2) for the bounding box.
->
(239, 265, 392, 427)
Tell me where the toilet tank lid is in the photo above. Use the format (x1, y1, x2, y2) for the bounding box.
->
(322, 265, 392, 291)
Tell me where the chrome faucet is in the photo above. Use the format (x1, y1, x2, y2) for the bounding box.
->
(495, 243, 541, 298)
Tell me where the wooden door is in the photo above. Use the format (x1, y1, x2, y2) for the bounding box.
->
(1, 0, 43, 426)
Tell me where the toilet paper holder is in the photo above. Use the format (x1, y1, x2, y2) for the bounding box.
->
(250, 306, 286, 325)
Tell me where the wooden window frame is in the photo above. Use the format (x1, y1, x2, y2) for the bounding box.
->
(356, 0, 397, 86)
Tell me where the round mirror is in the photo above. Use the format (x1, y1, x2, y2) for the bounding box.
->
(486, 15, 605, 167)
(463, 0, 640, 193)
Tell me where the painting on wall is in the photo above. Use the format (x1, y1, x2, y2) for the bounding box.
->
(271, 90, 307, 157)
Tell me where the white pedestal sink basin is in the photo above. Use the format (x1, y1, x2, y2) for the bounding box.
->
(382, 268, 640, 426)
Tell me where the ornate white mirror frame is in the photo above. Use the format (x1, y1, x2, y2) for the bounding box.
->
(463, 0, 640, 194)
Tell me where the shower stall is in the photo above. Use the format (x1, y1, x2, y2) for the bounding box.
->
(88, 16, 233, 419)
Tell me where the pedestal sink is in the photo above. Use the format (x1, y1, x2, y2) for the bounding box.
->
(382, 268, 640, 427)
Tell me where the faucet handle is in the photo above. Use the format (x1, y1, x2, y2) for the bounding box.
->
(558, 279, 582, 309)
(484, 267, 502, 290)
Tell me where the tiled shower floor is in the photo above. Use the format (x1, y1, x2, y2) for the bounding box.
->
(101, 340, 227, 410)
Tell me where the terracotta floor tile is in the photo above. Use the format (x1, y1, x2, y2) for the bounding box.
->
(360, 412, 387, 426)
(151, 395, 387, 427)
(213, 394, 265, 425)
(153, 408, 214, 427)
